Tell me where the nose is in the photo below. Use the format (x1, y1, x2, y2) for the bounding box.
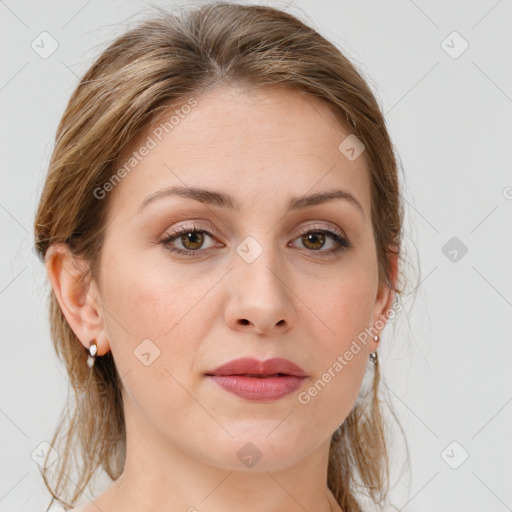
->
(224, 253, 295, 336)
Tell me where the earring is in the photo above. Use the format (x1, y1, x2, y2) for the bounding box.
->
(369, 334, 380, 365)
(87, 340, 98, 369)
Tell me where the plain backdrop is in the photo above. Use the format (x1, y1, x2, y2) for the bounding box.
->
(1, 0, 511, 511)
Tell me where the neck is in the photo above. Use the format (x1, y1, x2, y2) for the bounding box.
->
(92, 410, 342, 512)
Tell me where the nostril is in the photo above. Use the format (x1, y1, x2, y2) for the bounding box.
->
(240, 319, 249, 325)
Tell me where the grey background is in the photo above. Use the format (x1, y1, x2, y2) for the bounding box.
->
(1, 0, 511, 510)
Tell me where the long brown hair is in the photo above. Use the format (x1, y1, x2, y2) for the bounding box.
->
(34, 2, 409, 510)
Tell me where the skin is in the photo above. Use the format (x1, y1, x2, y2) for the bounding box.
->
(46, 85, 397, 512)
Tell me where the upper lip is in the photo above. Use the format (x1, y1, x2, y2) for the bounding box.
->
(206, 357, 307, 378)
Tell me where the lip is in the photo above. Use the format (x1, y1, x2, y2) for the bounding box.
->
(205, 357, 307, 402)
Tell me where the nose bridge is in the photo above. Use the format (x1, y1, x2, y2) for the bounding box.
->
(235, 233, 288, 298)
(225, 233, 295, 334)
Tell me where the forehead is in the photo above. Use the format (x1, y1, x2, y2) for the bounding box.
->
(110, 85, 371, 218)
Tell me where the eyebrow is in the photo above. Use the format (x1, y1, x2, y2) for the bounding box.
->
(137, 185, 365, 217)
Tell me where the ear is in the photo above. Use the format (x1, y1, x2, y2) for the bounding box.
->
(45, 242, 110, 356)
(370, 247, 399, 352)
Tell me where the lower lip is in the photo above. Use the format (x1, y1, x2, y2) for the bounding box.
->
(207, 375, 306, 401)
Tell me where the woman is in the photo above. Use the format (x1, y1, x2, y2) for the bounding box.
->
(34, 2, 407, 511)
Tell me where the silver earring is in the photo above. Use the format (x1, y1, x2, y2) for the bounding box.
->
(87, 340, 98, 368)
(369, 334, 380, 365)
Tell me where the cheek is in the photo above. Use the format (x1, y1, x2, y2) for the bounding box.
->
(299, 312, 370, 435)
(100, 243, 216, 339)
(298, 257, 376, 424)
(98, 247, 222, 400)
(100, 260, 211, 425)
(308, 261, 376, 347)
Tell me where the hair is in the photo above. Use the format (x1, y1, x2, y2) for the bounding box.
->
(34, 2, 410, 510)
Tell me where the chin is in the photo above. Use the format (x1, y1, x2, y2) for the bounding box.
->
(199, 428, 314, 472)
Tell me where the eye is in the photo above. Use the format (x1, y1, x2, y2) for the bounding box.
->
(160, 223, 220, 257)
(159, 223, 353, 258)
(291, 225, 352, 256)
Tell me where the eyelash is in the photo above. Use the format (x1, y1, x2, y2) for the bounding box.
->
(159, 223, 353, 258)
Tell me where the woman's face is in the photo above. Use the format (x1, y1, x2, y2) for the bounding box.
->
(92, 85, 395, 471)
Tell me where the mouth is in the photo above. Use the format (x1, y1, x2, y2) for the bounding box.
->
(206, 374, 306, 401)
(205, 357, 307, 401)
(206, 357, 307, 378)
(219, 373, 286, 378)
(206, 372, 300, 377)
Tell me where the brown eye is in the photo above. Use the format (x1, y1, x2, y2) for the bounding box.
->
(160, 226, 219, 257)
(291, 226, 352, 256)
(301, 231, 326, 250)
(179, 231, 205, 250)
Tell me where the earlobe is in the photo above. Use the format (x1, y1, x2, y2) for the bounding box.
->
(45, 243, 109, 356)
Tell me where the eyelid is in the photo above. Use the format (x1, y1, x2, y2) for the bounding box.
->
(296, 222, 345, 238)
(161, 221, 222, 240)
(161, 221, 347, 243)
